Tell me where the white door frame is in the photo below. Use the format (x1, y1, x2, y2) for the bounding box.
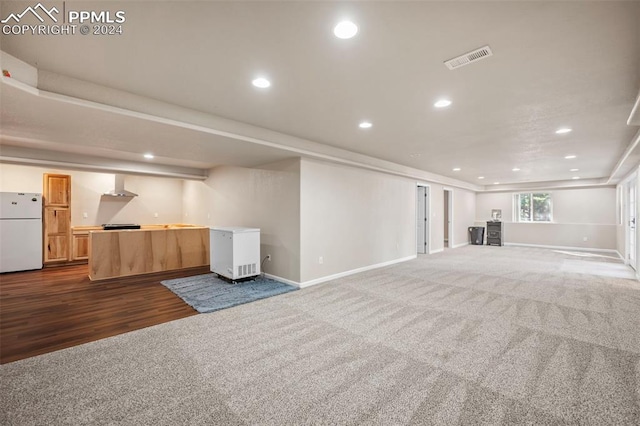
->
(628, 177, 637, 270)
(416, 184, 430, 254)
(622, 171, 637, 270)
(444, 188, 454, 248)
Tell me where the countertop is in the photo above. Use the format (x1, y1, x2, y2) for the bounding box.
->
(72, 224, 207, 233)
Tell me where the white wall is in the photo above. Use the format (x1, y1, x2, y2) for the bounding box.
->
(182, 177, 211, 226)
(452, 188, 476, 248)
(300, 158, 414, 282)
(0, 163, 184, 225)
(183, 158, 301, 282)
(476, 192, 514, 222)
(553, 188, 616, 224)
(424, 185, 476, 251)
(476, 187, 617, 250)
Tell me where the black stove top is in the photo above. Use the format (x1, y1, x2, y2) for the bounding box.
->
(102, 224, 141, 230)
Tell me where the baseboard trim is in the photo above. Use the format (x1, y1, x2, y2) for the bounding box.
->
(452, 242, 469, 249)
(293, 255, 417, 289)
(266, 244, 623, 287)
(504, 242, 619, 255)
(263, 273, 300, 288)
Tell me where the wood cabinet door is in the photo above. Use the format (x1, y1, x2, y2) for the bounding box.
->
(43, 174, 70, 206)
(44, 208, 71, 263)
(44, 208, 70, 234)
(72, 234, 89, 260)
(42, 174, 72, 264)
(45, 235, 70, 262)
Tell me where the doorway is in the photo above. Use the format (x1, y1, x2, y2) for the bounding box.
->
(444, 189, 453, 248)
(417, 185, 430, 254)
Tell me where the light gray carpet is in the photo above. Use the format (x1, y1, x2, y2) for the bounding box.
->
(2, 246, 640, 425)
(161, 273, 297, 313)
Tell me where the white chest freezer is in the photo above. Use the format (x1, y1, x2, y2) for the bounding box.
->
(210, 227, 260, 280)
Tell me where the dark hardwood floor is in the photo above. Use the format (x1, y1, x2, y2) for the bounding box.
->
(0, 264, 207, 364)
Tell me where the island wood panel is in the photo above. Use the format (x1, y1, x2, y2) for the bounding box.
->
(89, 227, 209, 280)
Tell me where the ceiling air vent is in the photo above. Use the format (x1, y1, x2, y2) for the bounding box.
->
(444, 45, 493, 70)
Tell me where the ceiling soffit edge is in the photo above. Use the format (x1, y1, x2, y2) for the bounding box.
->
(607, 129, 640, 184)
(0, 141, 208, 180)
(482, 178, 614, 193)
(0, 154, 208, 180)
(627, 90, 640, 126)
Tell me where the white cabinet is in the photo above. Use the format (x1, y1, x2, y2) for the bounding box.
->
(210, 227, 260, 280)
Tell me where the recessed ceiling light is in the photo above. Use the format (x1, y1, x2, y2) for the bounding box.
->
(493, 182, 500, 185)
(478, 176, 485, 179)
(144, 153, 154, 159)
(252, 77, 271, 88)
(333, 21, 358, 39)
(556, 128, 572, 134)
(570, 168, 579, 172)
(572, 176, 580, 180)
(452, 167, 461, 171)
(512, 168, 520, 171)
(359, 121, 372, 129)
(565, 155, 576, 159)
(434, 99, 452, 108)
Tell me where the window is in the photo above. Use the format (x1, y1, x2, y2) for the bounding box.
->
(514, 193, 552, 222)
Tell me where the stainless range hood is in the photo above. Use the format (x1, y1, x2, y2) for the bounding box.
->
(103, 175, 138, 197)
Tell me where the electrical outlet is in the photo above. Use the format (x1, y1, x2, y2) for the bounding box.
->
(154, 212, 159, 218)
(319, 256, 324, 264)
(82, 212, 88, 219)
(583, 236, 588, 241)
(266, 254, 271, 261)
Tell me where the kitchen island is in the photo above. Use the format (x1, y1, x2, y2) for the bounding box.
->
(87, 224, 209, 281)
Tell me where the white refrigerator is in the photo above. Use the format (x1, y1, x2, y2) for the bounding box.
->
(0, 192, 43, 273)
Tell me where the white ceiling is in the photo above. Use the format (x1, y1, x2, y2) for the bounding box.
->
(1, 1, 639, 186)
(0, 82, 296, 171)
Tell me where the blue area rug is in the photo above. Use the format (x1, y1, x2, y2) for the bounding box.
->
(161, 273, 298, 313)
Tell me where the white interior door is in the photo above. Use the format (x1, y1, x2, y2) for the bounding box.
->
(629, 179, 636, 269)
(417, 186, 428, 254)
